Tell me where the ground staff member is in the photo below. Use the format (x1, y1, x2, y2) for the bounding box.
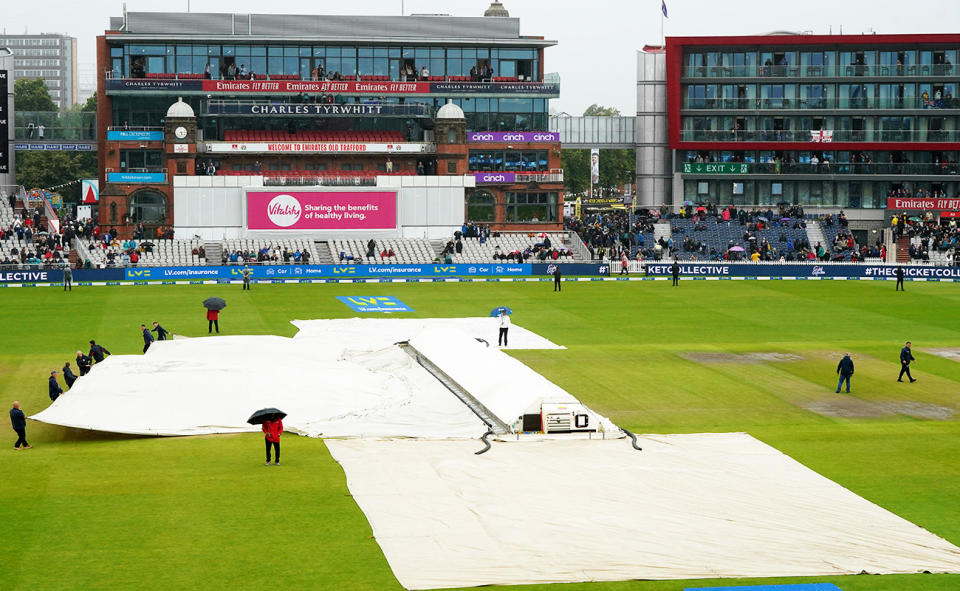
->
(263, 416, 283, 466)
(242, 266, 252, 291)
(553, 266, 562, 292)
(48, 371, 63, 402)
(11, 401, 30, 450)
(141, 324, 154, 353)
(63, 265, 72, 292)
(898, 341, 916, 382)
(836, 353, 854, 393)
(896, 266, 905, 291)
(498, 310, 510, 347)
(671, 261, 680, 287)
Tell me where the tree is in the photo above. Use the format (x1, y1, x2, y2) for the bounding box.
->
(15, 151, 96, 203)
(562, 148, 635, 196)
(14, 78, 57, 111)
(582, 104, 621, 117)
(80, 94, 97, 113)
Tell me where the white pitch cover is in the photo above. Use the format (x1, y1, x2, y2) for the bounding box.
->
(327, 435, 960, 589)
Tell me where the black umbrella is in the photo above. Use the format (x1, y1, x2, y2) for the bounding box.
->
(247, 408, 287, 425)
(203, 297, 227, 311)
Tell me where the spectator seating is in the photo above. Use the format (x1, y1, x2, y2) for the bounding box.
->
(669, 218, 812, 261)
(329, 238, 434, 264)
(85, 239, 204, 268)
(222, 130, 407, 143)
(221, 238, 320, 263)
(446, 233, 571, 264)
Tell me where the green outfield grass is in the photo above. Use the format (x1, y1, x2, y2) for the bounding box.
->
(1, 280, 959, 591)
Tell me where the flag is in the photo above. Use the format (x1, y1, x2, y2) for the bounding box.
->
(661, 0, 668, 18)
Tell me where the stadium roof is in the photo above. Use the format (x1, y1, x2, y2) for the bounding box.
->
(107, 12, 556, 47)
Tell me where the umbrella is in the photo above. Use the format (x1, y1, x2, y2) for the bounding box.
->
(536, 232, 548, 238)
(729, 246, 745, 252)
(490, 306, 513, 317)
(247, 408, 287, 425)
(203, 297, 227, 311)
(682, 200, 696, 206)
(696, 206, 707, 212)
(140, 241, 155, 248)
(757, 216, 769, 222)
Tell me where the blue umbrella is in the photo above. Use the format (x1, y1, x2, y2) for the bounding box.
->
(490, 306, 513, 317)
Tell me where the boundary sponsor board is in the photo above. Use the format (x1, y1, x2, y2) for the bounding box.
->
(246, 190, 398, 231)
(641, 262, 960, 279)
(124, 264, 531, 281)
(206, 142, 429, 154)
(337, 296, 414, 312)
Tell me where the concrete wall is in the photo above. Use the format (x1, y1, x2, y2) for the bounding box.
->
(635, 49, 670, 208)
(173, 174, 473, 240)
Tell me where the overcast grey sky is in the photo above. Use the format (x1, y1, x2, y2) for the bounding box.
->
(3, 0, 959, 114)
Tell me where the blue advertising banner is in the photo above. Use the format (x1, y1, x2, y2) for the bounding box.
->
(641, 262, 960, 279)
(106, 130, 164, 141)
(685, 585, 842, 591)
(14, 142, 96, 151)
(337, 296, 414, 312)
(107, 172, 166, 184)
(0, 268, 124, 283)
(126, 263, 531, 281)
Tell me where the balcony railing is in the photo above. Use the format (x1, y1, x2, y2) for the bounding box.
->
(680, 129, 960, 143)
(515, 171, 564, 183)
(683, 97, 959, 111)
(683, 63, 957, 79)
(680, 162, 960, 176)
(14, 111, 97, 141)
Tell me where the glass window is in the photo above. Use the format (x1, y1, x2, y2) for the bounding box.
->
(506, 192, 556, 223)
(467, 190, 495, 222)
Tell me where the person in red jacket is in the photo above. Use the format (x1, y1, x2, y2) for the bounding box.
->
(206, 308, 220, 334)
(262, 417, 283, 466)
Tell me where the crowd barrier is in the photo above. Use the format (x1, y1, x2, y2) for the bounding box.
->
(2, 262, 959, 284)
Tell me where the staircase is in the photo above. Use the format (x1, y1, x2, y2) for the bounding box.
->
(653, 222, 672, 244)
(896, 237, 911, 263)
(314, 241, 334, 264)
(430, 239, 444, 260)
(204, 241, 222, 266)
(806, 220, 827, 252)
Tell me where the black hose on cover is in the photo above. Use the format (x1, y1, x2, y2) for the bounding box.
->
(475, 430, 494, 455)
(622, 428, 643, 451)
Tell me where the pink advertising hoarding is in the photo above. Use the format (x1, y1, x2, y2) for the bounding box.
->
(246, 191, 397, 231)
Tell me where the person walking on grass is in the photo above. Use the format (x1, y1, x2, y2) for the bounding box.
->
(497, 310, 510, 347)
(62, 362, 77, 389)
(63, 265, 72, 292)
(553, 265, 562, 292)
(671, 260, 680, 287)
(11, 401, 30, 450)
(151, 321, 169, 341)
(141, 324, 154, 353)
(48, 371, 63, 402)
(896, 266, 905, 291)
(207, 308, 220, 334)
(898, 341, 917, 382)
(242, 265, 252, 290)
(620, 251, 629, 276)
(263, 415, 283, 466)
(836, 353, 855, 393)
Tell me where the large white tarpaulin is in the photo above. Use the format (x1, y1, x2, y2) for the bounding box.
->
(30, 335, 484, 438)
(291, 317, 565, 350)
(327, 434, 960, 590)
(29, 319, 568, 437)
